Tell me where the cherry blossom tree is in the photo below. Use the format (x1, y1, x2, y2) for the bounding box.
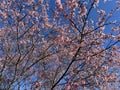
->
(0, 0, 120, 90)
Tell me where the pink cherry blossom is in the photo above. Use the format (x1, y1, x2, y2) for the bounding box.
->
(56, 0, 63, 11)
(80, 6, 87, 17)
(0, 0, 120, 90)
